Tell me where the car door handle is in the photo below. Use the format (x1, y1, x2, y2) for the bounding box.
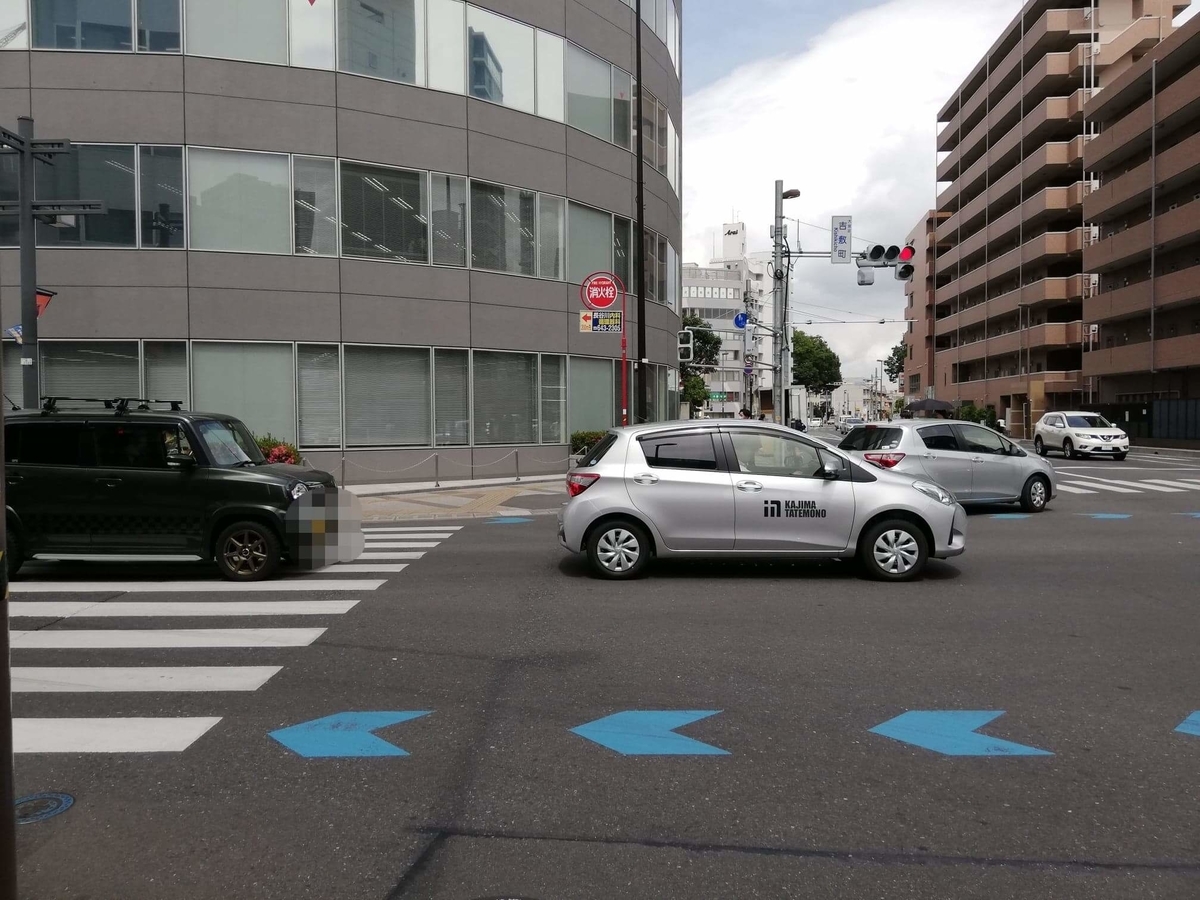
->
(922, 453, 938, 459)
(94, 477, 122, 487)
(971, 456, 985, 463)
(633, 473, 659, 485)
(736, 480, 763, 493)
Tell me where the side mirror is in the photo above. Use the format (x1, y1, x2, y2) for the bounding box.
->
(167, 450, 196, 468)
(821, 459, 842, 479)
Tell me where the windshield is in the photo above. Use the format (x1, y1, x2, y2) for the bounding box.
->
(1066, 415, 1113, 429)
(195, 418, 266, 467)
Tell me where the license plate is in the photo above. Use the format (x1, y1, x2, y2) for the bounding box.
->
(1102, 445, 1111, 451)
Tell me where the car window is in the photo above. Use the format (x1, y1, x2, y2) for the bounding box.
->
(577, 432, 618, 467)
(956, 424, 1007, 455)
(194, 418, 266, 467)
(94, 423, 190, 469)
(1065, 415, 1111, 428)
(917, 424, 960, 452)
(729, 432, 823, 478)
(639, 433, 718, 470)
(5, 422, 89, 467)
(839, 426, 903, 451)
(1045, 415, 1062, 427)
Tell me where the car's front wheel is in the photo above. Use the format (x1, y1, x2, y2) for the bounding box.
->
(859, 519, 928, 582)
(1034, 436, 1046, 456)
(1063, 438, 1077, 459)
(1021, 475, 1050, 513)
(215, 521, 282, 581)
(586, 519, 652, 580)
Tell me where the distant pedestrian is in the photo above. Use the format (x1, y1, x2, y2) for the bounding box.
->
(758, 414, 766, 421)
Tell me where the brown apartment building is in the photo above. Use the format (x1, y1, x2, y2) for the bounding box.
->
(902, 210, 939, 402)
(906, 0, 1187, 436)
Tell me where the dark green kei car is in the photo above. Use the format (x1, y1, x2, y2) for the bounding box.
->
(3, 401, 336, 581)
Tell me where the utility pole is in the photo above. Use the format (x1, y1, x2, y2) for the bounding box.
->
(634, 0, 648, 424)
(771, 181, 784, 423)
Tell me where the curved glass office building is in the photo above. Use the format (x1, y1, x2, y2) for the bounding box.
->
(0, 0, 683, 482)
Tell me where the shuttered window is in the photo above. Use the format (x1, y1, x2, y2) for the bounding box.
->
(144, 341, 188, 409)
(344, 346, 431, 447)
(473, 351, 537, 445)
(297, 344, 341, 448)
(434, 349, 469, 446)
(570, 356, 613, 433)
(40, 341, 140, 407)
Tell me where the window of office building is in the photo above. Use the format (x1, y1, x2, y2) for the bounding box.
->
(139, 145, 184, 249)
(667, 115, 678, 192)
(144, 340, 188, 408)
(642, 230, 658, 304)
(33, 0, 132, 50)
(536, 30, 565, 122)
(613, 216, 632, 290)
(570, 356, 613, 433)
(612, 68, 632, 150)
(434, 348, 468, 446)
(338, 0, 424, 85)
(430, 173, 467, 267)
(470, 180, 535, 276)
(293, 155, 339, 256)
(427, 0, 465, 93)
(289, 0, 334, 68)
(188, 148, 291, 254)
(138, 0, 179, 52)
(568, 202, 611, 283)
(185, 0, 287, 64)
(566, 43, 612, 142)
(465, 5, 535, 115)
(665, 241, 678, 310)
(640, 0, 653, 29)
(656, 235, 668, 305)
(538, 194, 566, 281)
(40, 341, 139, 406)
(473, 350, 537, 444)
(1, 343, 21, 404)
(297, 344, 341, 447)
(344, 345, 431, 446)
(36, 144, 136, 247)
(655, 0, 666, 42)
(656, 99, 669, 174)
(0, 154, 18, 247)
(666, 0, 678, 68)
(640, 86, 656, 167)
(541, 354, 566, 444)
(1, 0, 29, 49)
(192, 342, 296, 443)
(340, 161, 428, 263)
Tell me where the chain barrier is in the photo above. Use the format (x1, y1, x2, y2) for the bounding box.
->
(336, 449, 574, 487)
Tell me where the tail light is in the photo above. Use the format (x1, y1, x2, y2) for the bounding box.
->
(863, 452, 906, 469)
(566, 472, 600, 497)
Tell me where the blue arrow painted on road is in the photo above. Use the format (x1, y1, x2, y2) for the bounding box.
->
(869, 711, 1052, 757)
(1078, 513, 1132, 520)
(1176, 712, 1200, 737)
(571, 710, 730, 756)
(269, 711, 430, 758)
(488, 516, 533, 524)
(990, 514, 1030, 520)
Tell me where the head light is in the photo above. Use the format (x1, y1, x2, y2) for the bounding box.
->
(289, 481, 310, 501)
(913, 480, 954, 506)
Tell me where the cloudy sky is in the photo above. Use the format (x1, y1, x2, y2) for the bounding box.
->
(680, 0, 1199, 380)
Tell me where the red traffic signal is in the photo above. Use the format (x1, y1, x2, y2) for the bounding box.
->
(898, 245, 916, 263)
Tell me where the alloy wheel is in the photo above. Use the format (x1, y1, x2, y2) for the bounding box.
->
(222, 529, 269, 577)
(1030, 479, 1047, 509)
(873, 529, 919, 575)
(596, 528, 640, 573)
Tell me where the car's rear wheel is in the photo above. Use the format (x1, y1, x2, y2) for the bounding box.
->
(215, 521, 281, 582)
(586, 519, 651, 580)
(5, 526, 22, 581)
(859, 519, 928, 582)
(1034, 436, 1046, 456)
(1063, 438, 1077, 459)
(1021, 475, 1050, 513)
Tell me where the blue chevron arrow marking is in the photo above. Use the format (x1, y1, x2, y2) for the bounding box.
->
(269, 711, 430, 758)
(571, 710, 730, 756)
(869, 711, 1052, 757)
(1176, 712, 1200, 737)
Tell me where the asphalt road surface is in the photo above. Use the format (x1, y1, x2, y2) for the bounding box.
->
(12, 450, 1200, 899)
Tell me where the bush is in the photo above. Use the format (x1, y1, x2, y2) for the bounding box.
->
(570, 430, 608, 455)
(256, 434, 300, 465)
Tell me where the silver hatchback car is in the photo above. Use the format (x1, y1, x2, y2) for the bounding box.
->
(558, 421, 967, 581)
(837, 419, 1056, 512)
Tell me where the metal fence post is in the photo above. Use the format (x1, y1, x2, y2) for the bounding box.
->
(515, 450, 521, 482)
(434, 453, 440, 488)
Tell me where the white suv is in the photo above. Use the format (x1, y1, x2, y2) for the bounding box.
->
(1033, 412, 1130, 460)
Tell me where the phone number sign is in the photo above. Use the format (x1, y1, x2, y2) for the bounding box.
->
(579, 310, 623, 333)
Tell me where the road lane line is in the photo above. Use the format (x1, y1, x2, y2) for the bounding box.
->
(363, 526, 463, 532)
(13, 717, 222, 753)
(357, 552, 424, 560)
(1055, 484, 1098, 494)
(9, 579, 385, 593)
(317, 564, 409, 573)
(10, 628, 326, 649)
(1061, 481, 1140, 494)
(354, 542, 439, 549)
(12, 666, 283, 693)
(1142, 479, 1200, 490)
(1065, 476, 1183, 492)
(364, 534, 452, 541)
(7, 600, 360, 618)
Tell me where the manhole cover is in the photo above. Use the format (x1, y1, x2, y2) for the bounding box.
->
(15, 792, 74, 825)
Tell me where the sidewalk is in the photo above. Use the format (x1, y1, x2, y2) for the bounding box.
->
(357, 476, 566, 522)
(347, 473, 562, 497)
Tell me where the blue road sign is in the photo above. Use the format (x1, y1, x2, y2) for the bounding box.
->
(733, 312, 749, 330)
(869, 711, 1053, 757)
(1176, 712, 1200, 737)
(743, 365, 753, 376)
(571, 710, 730, 756)
(269, 711, 431, 758)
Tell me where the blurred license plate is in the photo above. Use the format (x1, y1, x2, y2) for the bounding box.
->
(1102, 445, 1112, 450)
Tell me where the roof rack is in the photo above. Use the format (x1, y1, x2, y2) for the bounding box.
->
(39, 397, 184, 413)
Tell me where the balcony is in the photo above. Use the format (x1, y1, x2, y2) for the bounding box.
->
(940, 370, 1084, 398)
(954, 322, 1082, 364)
(1085, 130, 1200, 224)
(937, 229, 1084, 304)
(937, 184, 1087, 272)
(1084, 267, 1200, 324)
(1083, 332, 1200, 377)
(1087, 64, 1200, 171)
(1085, 199, 1200, 274)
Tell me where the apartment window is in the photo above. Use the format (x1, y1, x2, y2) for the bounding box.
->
(430, 173, 468, 267)
(185, 0, 287, 64)
(139, 145, 185, 249)
(541, 355, 566, 444)
(427, 0, 466, 93)
(344, 346, 431, 446)
(293, 156, 339, 256)
(187, 148, 291, 254)
(535, 30, 565, 121)
(643, 230, 659, 303)
(289, 0, 334, 68)
(570, 356, 613, 432)
(144, 341, 188, 409)
(40, 341, 139, 406)
(338, 0, 424, 84)
(192, 342, 296, 443)
(32, 0, 132, 50)
(473, 350, 538, 445)
(537, 194, 566, 280)
(37, 144, 137, 248)
(297, 344, 342, 448)
(470, 180, 535, 276)
(340, 161, 428, 263)
(434, 349, 469, 446)
(568, 202, 611, 282)
(566, 43, 613, 142)
(466, 5, 535, 114)
(640, 86, 657, 167)
(612, 68, 632, 149)
(1, 0, 29, 49)
(908, 373, 920, 393)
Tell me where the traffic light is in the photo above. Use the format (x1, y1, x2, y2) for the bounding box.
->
(895, 244, 916, 281)
(858, 244, 901, 268)
(856, 243, 915, 282)
(678, 329, 694, 363)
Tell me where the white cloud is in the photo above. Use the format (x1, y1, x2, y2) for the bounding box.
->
(681, 0, 1022, 379)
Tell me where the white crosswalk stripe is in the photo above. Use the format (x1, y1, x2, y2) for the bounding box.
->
(13, 718, 223, 753)
(11, 628, 327, 649)
(1062, 480, 1140, 494)
(8, 600, 360, 618)
(9, 579, 385, 593)
(317, 564, 409, 573)
(363, 526, 463, 533)
(13, 667, 282, 693)
(1142, 479, 1200, 490)
(1069, 477, 1185, 493)
(1056, 484, 1099, 494)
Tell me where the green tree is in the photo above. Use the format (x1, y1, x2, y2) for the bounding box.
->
(791, 330, 842, 395)
(680, 313, 722, 417)
(884, 342, 907, 385)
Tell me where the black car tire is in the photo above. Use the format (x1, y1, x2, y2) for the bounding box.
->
(1063, 438, 1077, 459)
(858, 519, 928, 582)
(1114, 453, 1127, 461)
(215, 521, 282, 582)
(1020, 475, 1050, 513)
(1034, 436, 1046, 456)
(586, 519, 652, 580)
(5, 526, 22, 581)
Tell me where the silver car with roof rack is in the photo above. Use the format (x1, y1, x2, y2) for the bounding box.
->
(558, 420, 967, 582)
